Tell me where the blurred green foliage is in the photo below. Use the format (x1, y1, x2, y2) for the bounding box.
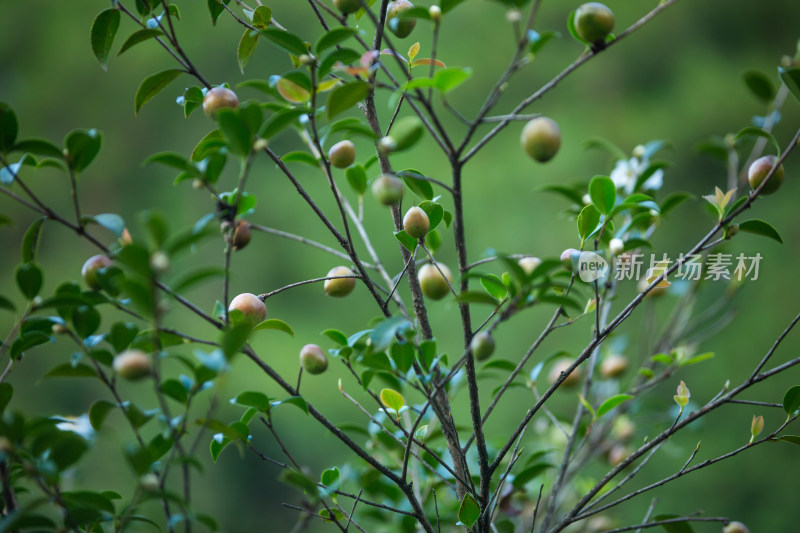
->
(2, 0, 800, 531)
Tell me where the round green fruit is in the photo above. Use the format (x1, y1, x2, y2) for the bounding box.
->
(203, 87, 239, 118)
(371, 174, 404, 205)
(328, 140, 356, 168)
(386, 0, 417, 38)
(228, 293, 267, 324)
(418, 263, 453, 300)
(470, 332, 495, 361)
(325, 266, 357, 297)
(82, 254, 113, 291)
(722, 522, 750, 533)
(333, 0, 361, 15)
(560, 248, 580, 271)
(232, 220, 252, 251)
(574, 3, 615, 44)
(403, 206, 430, 239)
(521, 117, 561, 163)
(113, 350, 151, 381)
(300, 344, 329, 374)
(748, 154, 784, 195)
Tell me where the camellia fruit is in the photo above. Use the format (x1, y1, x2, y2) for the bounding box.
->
(722, 522, 750, 533)
(386, 0, 416, 38)
(333, 0, 361, 15)
(371, 174, 404, 205)
(403, 206, 430, 239)
(203, 87, 239, 118)
(232, 220, 252, 251)
(574, 3, 615, 44)
(113, 350, 151, 381)
(600, 354, 628, 378)
(325, 266, 357, 297)
(228, 293, 267, 324)
(82, 254, 113, 290)
(608, 444, 630, 467)
(560, 248, 580, 271)
(520, 117, 561, 163)
(748, 154, 784, 195)
(300, 344, 329, 374)
(328, 140, 356, 169)
(518, 256, 542, 275)
(548, 357, 581, 387)
(470, 331, 495, 361)
(418, 263, 453, 300)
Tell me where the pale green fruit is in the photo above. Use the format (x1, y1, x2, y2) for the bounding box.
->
(521, 117, 561, 162)
(386, 0, 416, 38)
(418, 263, 452, 300)
(333, 0, 361, 14)
(371, 174, 404, 205)
(228, 293, 267, 324)
(722, 522, 750, 533)
(203, 87, 239, 117)
(574, 3, 615, 44)
(325, 266, 356, 297)
(470, 332, 495, 361)
(328, 140, 356, 168)
(403, 206, 430, 239)
(748, 154, 784, 195)
(113, 350, 151, 381)
(82, 254, 113, 290)
(300, 344, 329, 374)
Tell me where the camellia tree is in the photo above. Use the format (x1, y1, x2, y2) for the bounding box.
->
(1, 0, 800, 532)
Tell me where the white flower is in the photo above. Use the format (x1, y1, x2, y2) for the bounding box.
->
(642, 169, 663, 191)
(55, 414, 95, 440)
(610, 156, 664, 194)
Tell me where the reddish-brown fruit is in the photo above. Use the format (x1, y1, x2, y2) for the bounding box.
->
(232, 220, 252, 251)
(113, 350, 151, 381)
(203, 87, 239, 117)
(228, 293, 267, 324)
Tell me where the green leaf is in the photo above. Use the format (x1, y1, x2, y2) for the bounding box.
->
(779, 66, 800, 103)
(327, 81, 370, 120)
(252, 6, 272, 28)
(279, 469, 318, 495)
(775, 435, 800, 446)
(237, 29, 260, 73)
(11, 138, 63, 158)
(458, 493, 481, 528)
(512, 463, 553, 488)
(16, 262, 43, 299)
(458, 291, 500, 306)
(0, 383, 12, 414)
(743, 70, 775, 104)
(252, 319, 295, 337)
(371, 317, 412, 352)
(322, 329, 348, 345)
(398, 171, 434, 200)
(653, 514, 695, 533)
(232, 391, 271, 412)
(0, 295, 15, 313)
(434, 67, 471, 93)
(319, 48, 362, 78)
(660, 192, 693, 216)
(589, 175, 616, 214)
(315, 27, 357, 54)
(418, 200, 444, 231)
(207, 0, 231, 25)
(379, 388, 405, 412)
(321, 466, 340, 487)
(578, 393, 597, 419)
(480, 274, 507, 300)
(0, 102, 18, 152)
(90, 9, 120, 70)
(220, 322, 253, 358)
(528, 30, 560, 55)
(583, 136, 627, 160)
(261, 108, 305, 139)
(134, 69, 184, 115)
(738, 219, 783, 244)
(394, 230, 417, 253)
(89, 400, 116, 430)
(271, 396, 309, 415)
(118, 29, 163, 55)
(72, 305, 101, 338)
(282, 151, 318, 166)
(45, 363, 98, 379)
(441, 0, 466, 13)
(345, 164, 368, 195)
(596, 394, 633, 418)
(782, 385, 800, 415)
(538, 183, 584, 205)
(735, 126, 780, 156)
(21, 217, 46, 263)
(261, 27, 308, 56)
(65, 129, 102, 173)
(390, 343, 414, 373)
(577, 204, 601, 241)
(89, 213, 125, 237)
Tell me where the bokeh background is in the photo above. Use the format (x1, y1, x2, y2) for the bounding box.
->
(2, 0, 800, 531)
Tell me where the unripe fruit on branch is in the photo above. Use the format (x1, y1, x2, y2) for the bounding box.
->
(325, 266, 357, 297)
(300, 344, 329, 374)
(600, 354, 628, 378)
(748, 154, 784, 195)
(387, 0, 416, 38)
(418, 263, 453, 300)
(518, 256, 541, 275)
(203, 87, 239, 118)
(334, 0, 361, 15)
(232, 220, 252, 251)
(612, 415, 635, 441)
(113, 350, 151, 381)
(548, 358, 581, 387)
(228, 293, 267, 324)
(609, 238, 624, 256)
(560, 248, 580, 271)
(608, 444, 631, 467)
(403, 206, 430, 239)
(82, 255, 113, 290)
(638, 278, 668, 298)
(521, 117, 561, 162)
(574, 3, 615, 44)
(429, 5, 442, 22)
(470, 332, 495, 361)
(328, 140, 356, 168)
(722, 522, 750, 533)
(372, 174, 404, 205)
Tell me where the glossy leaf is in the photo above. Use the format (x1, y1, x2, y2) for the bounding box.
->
(380, 388, 405, 412)
(0, 102, 17, 152)
(118, 29, 163, 56)
(589, 175, 616, 214)
(21, 217, 46, 263)
(16, 262, 43, 299)
(134, 69, 184, 115)
(207, 0, 231, 25)
(458, 493, 481, 528)
(327, 81, 369, 119)
(89, 400, 116, 430)
(652, 515, 695, 533)
(315, 27, 357, 54)
(237, 29, 260, 73)
(596, 394, 633, 418)
(782, 385, 800, 415)
(65, 129, 102, 173)
(434, 67, 471, 92)
(232, 391, 271, 412)
(252, 319, 295, 337)
(735, 126, 780, 156)
(743, 70, 775, 104)
(738, 219, 783, 244)
(577, 204, 601, 241)
(261, 27, 307, 56)
(90, 9, 120, 70)
(252, 6, 272, 28)
(779, 66, 800, 103)
(345, 164, 368, 195)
